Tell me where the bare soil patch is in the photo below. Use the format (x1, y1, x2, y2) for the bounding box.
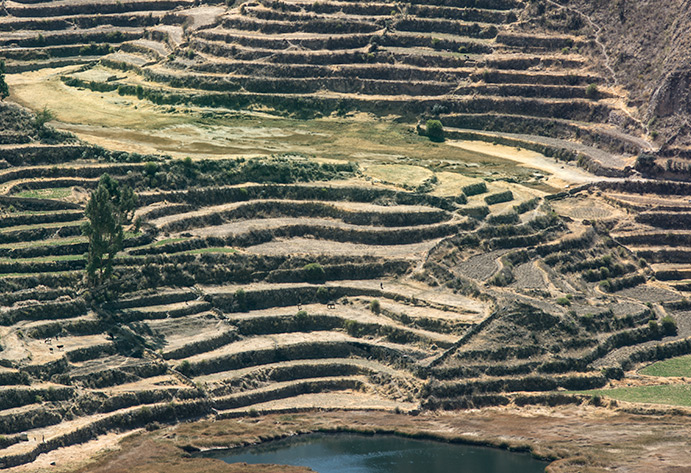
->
(246, 237, 440, 258)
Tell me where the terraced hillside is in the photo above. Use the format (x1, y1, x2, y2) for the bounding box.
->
(1, 0, 654, 174)
(0, 130, 687, 468)
(1, 0, 691, 471)
(0, 151, 481, 467)
(0, 0, 193, 72)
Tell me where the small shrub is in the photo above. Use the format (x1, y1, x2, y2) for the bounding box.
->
(599, 279, 612, 292)
(370, 299, 381, 314)
(661, 316, 678, 335)
(177, 360, 191, 376)
(556, 297, 571, 306)
(145, 422, 162, 431)
(648, 320, 659, 332)
(490, 268, 514, 287)
(303, 263, 326, 282)
(484, 190, 513, 205)
(234, 289, 248, 312)
(565, 74, 579, 85)
(316, 286, 330, 303)
(585, 84, 599, 100)
(601, 367, 624, 380)
(295, 310, 308, 328)
(635, 153, 657, 172)
(462, 182, 488, 196)
(33, 107, 55, 129)
(431, 103, 448, 116)
(426, 120, 445, 142)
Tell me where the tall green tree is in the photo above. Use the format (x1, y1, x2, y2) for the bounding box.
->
(82, 174, 137, 285)
(0, 60, 9, 100)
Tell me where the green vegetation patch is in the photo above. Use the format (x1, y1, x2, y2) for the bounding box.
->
(182, 247, 237, 255)
(14, 188, 73, 200)
(152, 238, 188, 247)
(640, 354, 691, 377)
(0, 236, 87, 250)
(573, 384, 691, 407)
(0, 254, 84, 263)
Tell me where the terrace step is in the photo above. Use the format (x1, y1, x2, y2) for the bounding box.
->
(4, 0, 193, 18)
(225, 303, 457, 347)
(177, 330, 428, 377)
(195, 357, 418, 391)
(66, 356, 169, 388)
(211, 375, 370, 410)
(143, 314, 238, 360)
(0, 27, 146, 48)
(215, 391, 415, 417)
(244, 237, 441, 259)
(0, 400, 211, 468)
(120, 300, 212, 322)
(612, 231, 691, 247)
(0, 12, 163, 32)
(630, 247, 691, 264)
(150, 199, 453, 233)
(651, 264, 691, 281)
(0, 404, 64, 436)
(443, 127, 633, 177)
(202, 279, 487, 315)
(104, 289, 199, 310)
(608, 193, 691, 212)
(441, 113, 651, 156)
(671, 280, 691, 292)
(266, 0, 514, 23)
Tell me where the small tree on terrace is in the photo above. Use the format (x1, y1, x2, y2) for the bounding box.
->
(426, 119, 445, 142)
(82, 174, 137, 285)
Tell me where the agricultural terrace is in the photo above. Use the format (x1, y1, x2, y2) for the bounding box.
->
(0, 0, 689, 471)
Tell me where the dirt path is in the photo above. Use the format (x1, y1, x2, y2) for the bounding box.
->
(447, 139, 611, 187)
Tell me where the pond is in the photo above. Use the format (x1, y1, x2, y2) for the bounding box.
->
(200, 433, 548, 473)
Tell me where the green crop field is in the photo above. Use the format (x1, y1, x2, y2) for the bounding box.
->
(640, 355, 691, 377)
(573, 384, 691, 408)
(14, 187, 73, 200)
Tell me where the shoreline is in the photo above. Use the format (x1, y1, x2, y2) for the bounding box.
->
(12, 402, 690, 473)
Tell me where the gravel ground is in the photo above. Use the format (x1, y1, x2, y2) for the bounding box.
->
(455, 250, 507, 281)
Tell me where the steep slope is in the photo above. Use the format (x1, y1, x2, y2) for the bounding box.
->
(524, 0, 691, 156)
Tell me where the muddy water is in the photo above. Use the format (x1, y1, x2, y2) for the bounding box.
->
(201, 433, 547, 473)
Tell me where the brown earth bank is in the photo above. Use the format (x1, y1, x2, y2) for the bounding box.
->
(527, 0, 691, 152)
(15, 407, 691, 473)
